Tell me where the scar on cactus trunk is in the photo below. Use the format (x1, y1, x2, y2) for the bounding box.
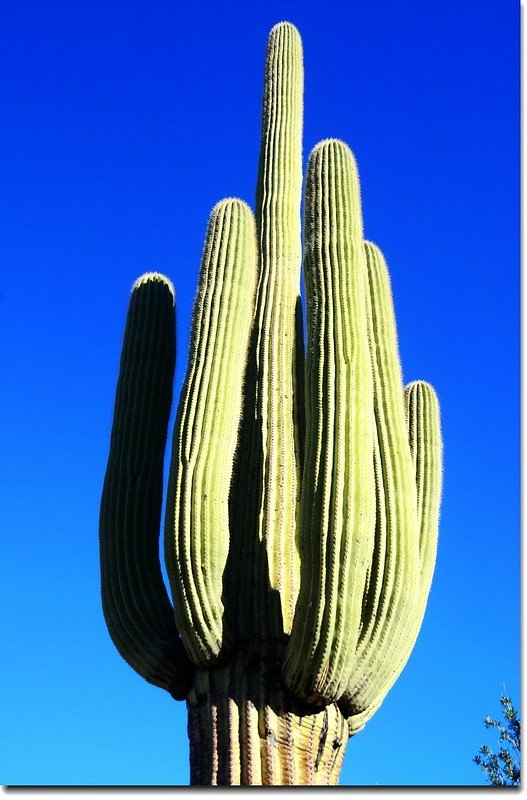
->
(99, 21, 443, 786)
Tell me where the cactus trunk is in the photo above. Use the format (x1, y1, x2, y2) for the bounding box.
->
(186, 657, 348, 786)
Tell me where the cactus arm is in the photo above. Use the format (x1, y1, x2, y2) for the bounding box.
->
(405, 380, 442, 600)
(165, 199, 258, 667)
(252, 21, 304, 634)
(227, 22, 304, 648)
(340, 241, 419, 722)
(342, 247, 442, 733)
(99, 273, 193, 698)
(283, 140, 375, 705)
(346, 383, 442, 735)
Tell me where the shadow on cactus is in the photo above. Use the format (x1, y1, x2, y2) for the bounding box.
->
(99, 21, 443, 786)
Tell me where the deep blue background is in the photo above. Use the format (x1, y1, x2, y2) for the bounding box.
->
(1, 0, 519, 786)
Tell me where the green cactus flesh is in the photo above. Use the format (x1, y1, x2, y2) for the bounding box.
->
(99, 21, 442, 786)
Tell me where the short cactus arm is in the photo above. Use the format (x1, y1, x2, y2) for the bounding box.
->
(405, 380, 442, 599)
(164, 199, 258, 667)
(345, 382, 442, 734)
(99, 274, 193, 699)
(283, 140, 375, 706)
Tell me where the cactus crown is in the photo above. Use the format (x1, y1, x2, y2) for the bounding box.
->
(99, 21, 442, 737)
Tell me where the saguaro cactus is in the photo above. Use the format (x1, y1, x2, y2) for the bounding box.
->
(99, 21, 442, 786)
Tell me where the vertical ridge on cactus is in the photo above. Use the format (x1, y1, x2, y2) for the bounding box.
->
(99, 21, 443, 785)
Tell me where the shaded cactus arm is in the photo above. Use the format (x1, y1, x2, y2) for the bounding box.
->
(99, 273, 193, 698)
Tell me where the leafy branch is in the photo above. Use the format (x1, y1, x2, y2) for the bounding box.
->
(473, 695, 521, 786)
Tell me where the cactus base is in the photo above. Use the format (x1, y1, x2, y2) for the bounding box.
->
(187, 655, 349, 785)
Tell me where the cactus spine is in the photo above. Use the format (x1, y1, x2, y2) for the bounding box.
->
(99, 21, 442, 785)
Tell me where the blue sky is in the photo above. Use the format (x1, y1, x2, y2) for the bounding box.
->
(1, 0, 519, 788)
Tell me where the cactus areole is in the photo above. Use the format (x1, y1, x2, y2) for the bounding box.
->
(99, 22, 443, 786)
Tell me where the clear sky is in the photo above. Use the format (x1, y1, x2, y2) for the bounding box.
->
(1, 0, 520, 788)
